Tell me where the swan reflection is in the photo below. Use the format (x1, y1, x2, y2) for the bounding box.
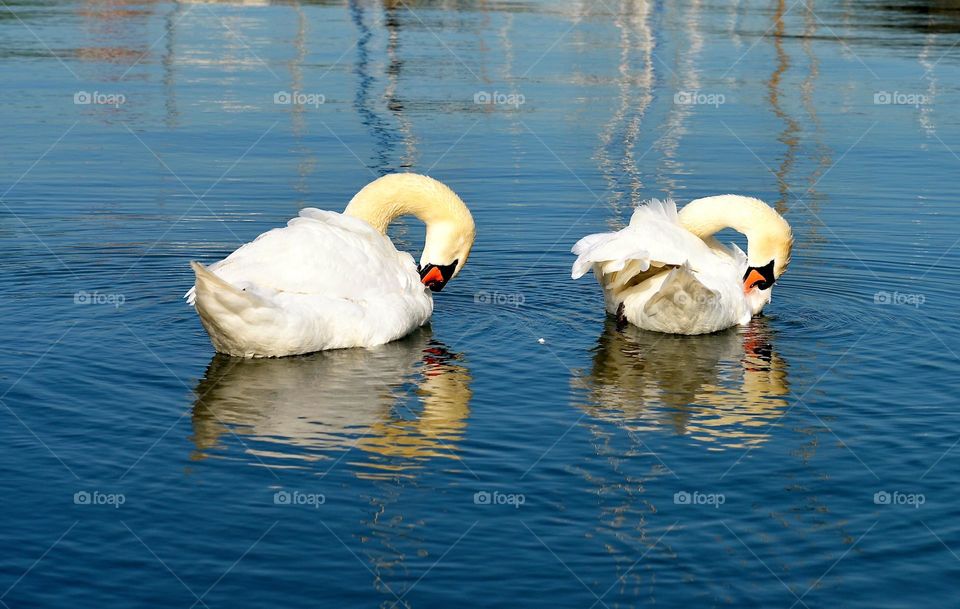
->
(577, 318, 789, 450)
(190, 329, 472, 479)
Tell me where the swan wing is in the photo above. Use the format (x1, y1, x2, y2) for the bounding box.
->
(196, 208, 419, 300)
(572, 199, 750, 334)
(571, 198, 714, 283)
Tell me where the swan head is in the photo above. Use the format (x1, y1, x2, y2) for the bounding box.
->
(418, 219, 476, 292)
(744, 261, 775, 314)
(742, 220, 793, 314)
(678, 194, 792, 315)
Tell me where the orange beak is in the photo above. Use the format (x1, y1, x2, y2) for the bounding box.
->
(743, 269, 765, 293)
(418, 260, 458, 292)
(421, 266, 444, 286)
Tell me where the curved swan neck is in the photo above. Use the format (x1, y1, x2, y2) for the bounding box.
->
(678, 195, 793, 277)
(343, 173, 474, 235)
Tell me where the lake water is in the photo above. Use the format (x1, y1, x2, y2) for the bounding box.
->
(2, 0, 959, 606)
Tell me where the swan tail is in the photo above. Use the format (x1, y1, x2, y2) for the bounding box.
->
(189, 261, 285, 354)
(184, 261, 222, 306)
(190, 260, 272, 309)
(641, 264, 720, 334)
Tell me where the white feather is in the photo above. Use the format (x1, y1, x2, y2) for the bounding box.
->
(571, 198, 763, 335)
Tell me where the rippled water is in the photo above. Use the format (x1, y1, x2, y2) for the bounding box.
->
(2, 0, 959, 606)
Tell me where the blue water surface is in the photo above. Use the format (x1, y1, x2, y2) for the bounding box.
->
(1, 1, 959, 607)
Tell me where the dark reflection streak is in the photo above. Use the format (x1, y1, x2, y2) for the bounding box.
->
(768, 0, 800, 214)
(162, 4, 181, 129)
(383, 3, 417, 169)
(863, 1, 960, 35)
(350, 0, 398, 176)
(364, 481, 413, 603)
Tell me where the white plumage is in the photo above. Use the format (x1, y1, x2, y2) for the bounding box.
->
(186, 174, 475, 358)
(572, 196, 792, 335)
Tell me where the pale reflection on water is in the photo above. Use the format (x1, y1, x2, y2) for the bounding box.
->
(191, 329, 472, 479)
(576, 318, 789, 450)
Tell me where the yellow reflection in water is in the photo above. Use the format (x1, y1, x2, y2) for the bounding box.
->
(190, 330, 472, 479)
(576, 318, 790, 450)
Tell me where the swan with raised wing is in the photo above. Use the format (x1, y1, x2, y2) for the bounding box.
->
(572, 195, 792, 335)
(187, 173, 475, 357)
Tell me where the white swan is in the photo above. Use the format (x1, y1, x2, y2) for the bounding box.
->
(186, 173, 475, 357)
(572, 195, 792, 335)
